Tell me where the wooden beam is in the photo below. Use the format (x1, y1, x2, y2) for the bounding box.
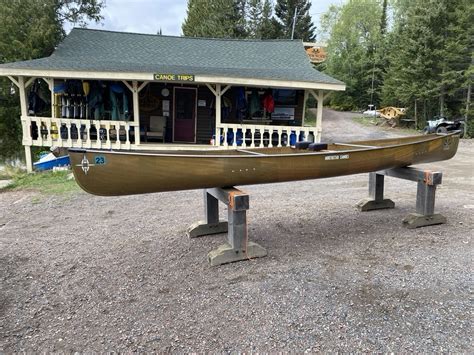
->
(7, 75, 19, 88)
(18, 77, 27, 117)
(137, 81, 149, 93)
(221, 85, 231, 96)
(121, 80, 133, 92)
(25, 77, 36, 88)
(206, 83, 217, 96)
(302, 90, 309, 125)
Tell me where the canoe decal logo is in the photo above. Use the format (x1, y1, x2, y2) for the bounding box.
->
(325, 154, 350, 161)
(76, 155, 95, 175)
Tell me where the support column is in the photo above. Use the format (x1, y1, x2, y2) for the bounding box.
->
(315, 90, 324, 143)
(357, 167, 446, 229)
(356, 172, 395, 211)
(215, 84, 222, 146)
(309, 89, 324, 143)
(206, 83, 230, 146)
(18, 76, 33, 173)
(132, 81, 140, 145)
(187, 190, 228, 237)
(187, 187, 267, 266)
(302, 89, 309, 125)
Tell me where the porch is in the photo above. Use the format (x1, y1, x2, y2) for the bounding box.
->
(0, 28, 345, 172)
(12, 74, 330, 171)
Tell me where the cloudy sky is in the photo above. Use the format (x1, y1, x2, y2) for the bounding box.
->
(67, 0, 343, 37)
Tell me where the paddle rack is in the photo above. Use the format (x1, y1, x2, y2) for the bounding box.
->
(187, 187, 267, 266)
(357, 166, 446, 228)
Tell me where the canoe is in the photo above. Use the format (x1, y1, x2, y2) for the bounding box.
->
(69, 132, 459, 196)
(34, 153, 70, 171)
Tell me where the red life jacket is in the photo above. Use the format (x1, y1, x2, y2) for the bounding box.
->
(263, 94, 275, 113)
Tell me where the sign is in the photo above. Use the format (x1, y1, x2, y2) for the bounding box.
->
(325, 154, 350, 161)
(154, 73, 195, 82)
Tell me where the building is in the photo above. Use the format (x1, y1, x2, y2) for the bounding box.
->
(0, 28, 345, 172)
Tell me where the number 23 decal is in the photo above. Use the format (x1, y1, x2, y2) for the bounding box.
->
(94, 155, 106, 165)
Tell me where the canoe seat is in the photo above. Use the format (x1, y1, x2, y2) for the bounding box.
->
(295, 141, 312, 149)
(308, 143, 328, 151)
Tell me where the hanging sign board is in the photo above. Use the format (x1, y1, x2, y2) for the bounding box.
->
(154, 73, 195, 82)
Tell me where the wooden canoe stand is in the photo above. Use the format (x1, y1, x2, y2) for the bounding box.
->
(357, 166, 446, 228)
(187, 187, 267, 266)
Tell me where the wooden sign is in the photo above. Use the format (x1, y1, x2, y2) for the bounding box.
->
(154, 73, 195, 82)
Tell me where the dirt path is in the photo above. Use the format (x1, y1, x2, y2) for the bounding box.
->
(320, 109, 404, 141)
(1, 112, 472, 352)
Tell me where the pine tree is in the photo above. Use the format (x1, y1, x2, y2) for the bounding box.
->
(182, 0, 247, 38)
(274, 0, 315, 41)
(246, 0, 278, 39)
(381, 0, 472, 127)
(259, 0, 278, 39)
(247, 0, 263, 38)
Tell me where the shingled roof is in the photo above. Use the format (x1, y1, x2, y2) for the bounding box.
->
(0, 28, 344, 90)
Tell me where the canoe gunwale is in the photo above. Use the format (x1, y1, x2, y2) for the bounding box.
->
(68, 132, 459, 159)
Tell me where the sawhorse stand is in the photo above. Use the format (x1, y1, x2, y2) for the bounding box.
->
(356, 166, 446, 228)
(187, 187, 267, 266)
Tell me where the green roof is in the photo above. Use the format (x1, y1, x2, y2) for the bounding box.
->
(0, 28, 343, 86)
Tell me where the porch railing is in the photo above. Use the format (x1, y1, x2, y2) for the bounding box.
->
(21, 116, 137, 150)
(215, 123, 319, 148)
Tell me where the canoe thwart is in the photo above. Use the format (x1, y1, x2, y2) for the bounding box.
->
(236, 149, 266, 156)
(334, 143, 378, 148)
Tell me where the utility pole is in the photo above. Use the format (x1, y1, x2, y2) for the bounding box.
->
(291, 6, 298, 40)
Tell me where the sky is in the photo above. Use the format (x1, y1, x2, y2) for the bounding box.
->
(66, 0, 343, 37)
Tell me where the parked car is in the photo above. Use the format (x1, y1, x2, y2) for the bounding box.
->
(423, 116, 465, 137)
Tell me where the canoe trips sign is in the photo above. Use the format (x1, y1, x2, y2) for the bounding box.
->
(154, 73, 195, 82)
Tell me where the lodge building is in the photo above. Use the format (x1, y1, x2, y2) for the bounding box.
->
(0, 28, 345, 171)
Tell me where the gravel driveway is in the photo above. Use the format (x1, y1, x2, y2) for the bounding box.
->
(1, 110, 472, 352)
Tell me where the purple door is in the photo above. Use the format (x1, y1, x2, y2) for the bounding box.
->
(173, 88, 197, 142)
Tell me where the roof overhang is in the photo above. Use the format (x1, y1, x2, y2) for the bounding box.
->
(0, 68, 346, 91)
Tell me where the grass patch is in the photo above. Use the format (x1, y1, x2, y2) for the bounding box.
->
(352, 116, 420, 134)
(353, 115, 379, 126)
(3, 170, 79, 195)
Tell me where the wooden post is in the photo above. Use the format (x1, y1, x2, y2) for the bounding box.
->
(17, 77, 33, 173)
(187, 187, 267, 266)
(316, 90, 324, 143)
(302, 89, 309, 125)
(132, 81, 140, 145)
(215, 84, 222, 145)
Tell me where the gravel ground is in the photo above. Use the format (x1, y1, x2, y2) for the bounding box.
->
(1, 110, 472, 352)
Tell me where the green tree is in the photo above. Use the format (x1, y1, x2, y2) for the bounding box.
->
(320, 0, 382, 110)
(0, 0, 104, 160)
(274, 0, 315, 41)
(382, 0, 472, 128)
(246, 0, 279, 39)
(182, 0, 247, 38)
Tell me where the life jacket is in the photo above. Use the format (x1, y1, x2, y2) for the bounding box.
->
(263, 93, 275, 113)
